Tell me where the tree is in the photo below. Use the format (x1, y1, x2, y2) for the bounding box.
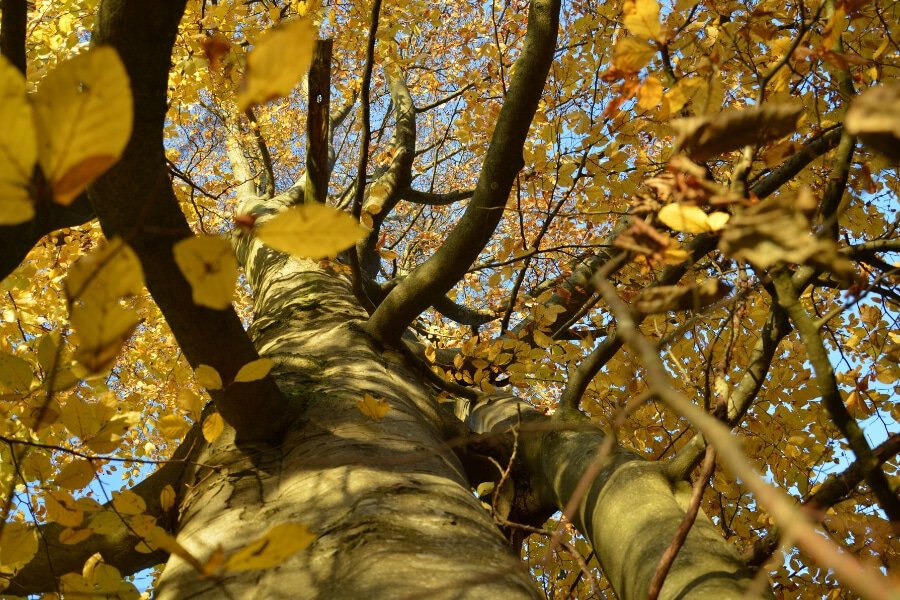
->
(0, 0, 898, 597)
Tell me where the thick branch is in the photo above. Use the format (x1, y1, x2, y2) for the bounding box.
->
(357, 72, 417, 277)
(365, 0, 562, 344)
(462, 395, 762, 599)
(747, 127, 843, 200)
(0, 195, 95, 283)
(771, 269, 900, 523)
(594, 274, 897, 599)
(89, 0, 290, 442)
(304, 39, 333, 204)
(403, 187, 474, 206)
(0, 0, 27, 74)
(347, 0, 382, 312)
(245, 108, 276, 198)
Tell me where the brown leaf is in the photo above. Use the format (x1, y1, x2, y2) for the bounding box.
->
(202, 33, 231, 71)
(634, 278, 731, 313)
(672, 104, 803, 162)
(845, 83, 900, 163)
(718, 191, 854, 283)
(614, 218, 670, 259)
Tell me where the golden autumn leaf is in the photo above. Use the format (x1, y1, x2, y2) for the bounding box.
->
(202, 412, 225, 443)
(256, 203, 369, 259)
(234, 357, 274, 382)
(69, 302, 142, 374)
(139, 526, 203, 571)
(157, 414, 192, 440)
(0, 522, 38, 573)
(237, 17, 317, 111)
(88, 511, 127, 537)
(54, 459, 95, 491)
(65, 237, 144, 373)
(111, 490, 147, 515)
(44, 490, 85, 527)
(623, 0, 664, 42)
(65, 237, 144, 304)
(718, 192, 855, 283)
(177, 389, 203, 420)
(612, 37, 655, 72)
(657, 203, 729, 234)
(160, 485, 176, 512)
(32, 46, 132, 205)
(195, 364, 223, 390)
(173, 235, 238, 310)
(357, 393, 389, 422)
(223, 522, 316, 572)
(637, 76, 663, 110)
(0, 56, 37, 225)
(59, 527, 94, 546)
(86, 411, 140, 454)
(633, 278, 731, 313)
(0, 351, 34, 392)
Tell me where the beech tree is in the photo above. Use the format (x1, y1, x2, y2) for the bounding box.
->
(0, 0, 898, 598)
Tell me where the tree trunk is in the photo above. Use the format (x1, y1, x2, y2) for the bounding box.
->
(150, 204, 761, 599)
(153, 210, 540, 599)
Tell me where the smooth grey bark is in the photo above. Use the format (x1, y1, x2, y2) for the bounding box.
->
(151, 202, 540, 599)
(465, 396, 765, 600)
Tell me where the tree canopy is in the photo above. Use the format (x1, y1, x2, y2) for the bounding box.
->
(0, 0, 899, 597)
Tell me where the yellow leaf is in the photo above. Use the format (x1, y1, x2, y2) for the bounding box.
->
(88, 511, 127, 537)
(637, 76, 663, 110)
(0, 351, 33, 392)
(60, 573, 92, 595)
(66, 237, 144, 304)
(234, 357, 274, 382)
(54, 459, 95, 491)
(256, 203, 368, 259)
(69, 302, 141, 374)
(623, 0, 663, 41)
(86, 411, 139, 454)
(202, 412, 225, 443)
(706, 212, 730, 232)
(32, 46, 132, 205)
(223, 522, 316, 572)
(157, 414, 192, 439)
(195, 364, 223, 390)
(0, 522, 38, 571)
(59, 527, 93, 545)
(658, 203, 719, 234)
(177, 389, 203, 420)
(173, 235, 238, 310)
(44, 490, 84, 527)
(65, 241, 144, 372)
(532, 330, 554, 348)
(0, 56, 37, 225)
(237, 18, 317, 111)
(160, 485, 176, 512)
(612, 38, 655, 72)
(111, 490, 147, 515)
(357, 393, 389, 422)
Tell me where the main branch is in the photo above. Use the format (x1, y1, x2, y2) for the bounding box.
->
(365, 0, 562, 344)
